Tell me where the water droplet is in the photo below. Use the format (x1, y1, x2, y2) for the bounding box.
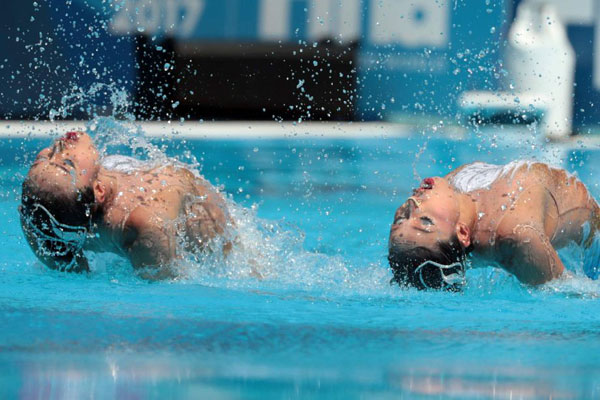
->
(478, 212, 486, 220)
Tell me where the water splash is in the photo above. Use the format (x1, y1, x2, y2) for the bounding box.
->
(30, 84, 600, 299)
(145, 198, 395, 295)
(48, 83, 131, 122)
(52, 85, 394, 294)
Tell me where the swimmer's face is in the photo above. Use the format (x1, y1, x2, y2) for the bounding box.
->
(389, 177, 460, 253)
(28, 132, 100, 196)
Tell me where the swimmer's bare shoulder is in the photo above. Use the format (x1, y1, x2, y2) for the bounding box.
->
(120, 180, 231, 270)
(122, 206, 175, 270)
(493, 184, 565, 284)
(184, 179, 234, 253)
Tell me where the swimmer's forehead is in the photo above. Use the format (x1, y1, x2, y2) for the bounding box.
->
(28, 159, 78, 194)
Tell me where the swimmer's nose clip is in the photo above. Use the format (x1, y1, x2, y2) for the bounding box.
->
(407, 196, 421, 209)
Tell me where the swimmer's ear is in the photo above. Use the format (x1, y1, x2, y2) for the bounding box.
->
(455, 222, 471, 248)
(93, 180, 106, 205)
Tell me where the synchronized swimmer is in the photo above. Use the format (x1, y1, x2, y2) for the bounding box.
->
(20, 131, 232, 278)
(18, 132, 600, 289)
(388, 161, 600, 290)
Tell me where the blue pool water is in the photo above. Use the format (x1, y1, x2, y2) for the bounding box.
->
(1, 126, 600, 398)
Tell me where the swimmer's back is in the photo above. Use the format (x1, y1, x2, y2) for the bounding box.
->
(449, 161, 598, 247)
(446, 161, 592, 202)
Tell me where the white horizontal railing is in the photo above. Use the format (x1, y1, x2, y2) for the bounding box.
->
(0, 121, 417, 140)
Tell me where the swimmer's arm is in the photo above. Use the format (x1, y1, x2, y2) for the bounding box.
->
(496, 227, 565, 285)
(494, 186, 565, 285)
(188, 184, 234, 253)
(123, 207, 175, 272)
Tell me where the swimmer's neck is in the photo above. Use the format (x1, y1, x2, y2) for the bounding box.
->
(86, 169, 129, 255)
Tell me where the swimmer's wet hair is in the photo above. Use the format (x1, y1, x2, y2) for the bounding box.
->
(19, 178, 95, 272)
(388, 235, 470, 291)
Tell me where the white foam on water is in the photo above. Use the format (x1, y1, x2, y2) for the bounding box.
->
(171, 198, 395, 294)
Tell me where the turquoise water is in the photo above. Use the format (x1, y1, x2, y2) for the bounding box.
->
(1, 128, 600, 398)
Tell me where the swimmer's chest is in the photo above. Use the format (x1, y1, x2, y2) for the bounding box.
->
(106, 170, 201, 228)
(468, 175, 554, 249)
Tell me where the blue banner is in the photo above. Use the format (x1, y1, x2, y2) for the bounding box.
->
(1, 0, 598, 131)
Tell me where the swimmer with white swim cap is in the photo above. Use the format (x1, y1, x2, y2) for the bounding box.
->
(20, 131, 232, 278)
(388, 161, 600, 290)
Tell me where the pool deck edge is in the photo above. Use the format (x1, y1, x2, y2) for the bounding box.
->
(0, 121, 418, 139)
(1, 121, 600, 149)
